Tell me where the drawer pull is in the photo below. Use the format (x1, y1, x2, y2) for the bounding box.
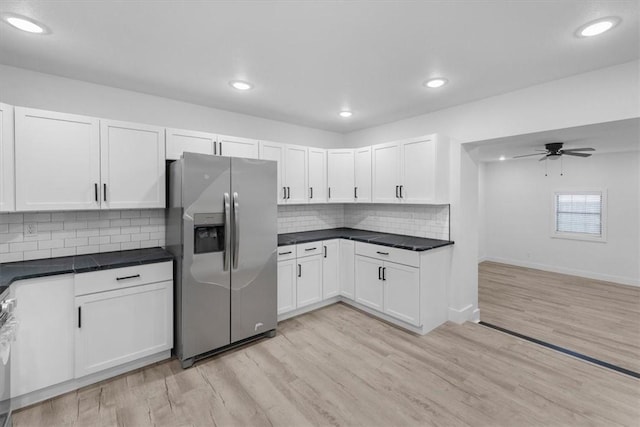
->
(279, 251, 292, 255)
(376, 251, 389, 255)
(304, 247, 317, 251)
(78, 306, 82, 328)
(116, 274, 141, 281)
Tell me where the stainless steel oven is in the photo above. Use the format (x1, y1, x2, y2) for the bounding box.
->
(0, 288, 17, 427)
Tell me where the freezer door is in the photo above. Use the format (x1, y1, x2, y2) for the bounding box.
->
(180, 153, 232, 359)
(230, 157, 278, 342)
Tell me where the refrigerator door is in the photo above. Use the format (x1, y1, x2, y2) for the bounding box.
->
(180, 153, 232, 359)
(230, 157, 278, 342)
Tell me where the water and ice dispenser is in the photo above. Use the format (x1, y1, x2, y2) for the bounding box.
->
(193, 213, 225, 254)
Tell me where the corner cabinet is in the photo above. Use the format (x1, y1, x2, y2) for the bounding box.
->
(260, 141, 286, 204)
(100, 120, 166, 209)
(0, 103, 15, 212)
(308, 148, 327, 203)
(354, 146, 372, 203)
(74, 262, 173, 377)
(283, 144, 308, 204)
(15, 107, 101, 211)
(327, 149, 355, 202)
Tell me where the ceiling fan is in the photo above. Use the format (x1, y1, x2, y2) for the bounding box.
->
(513, 142, 595, 161)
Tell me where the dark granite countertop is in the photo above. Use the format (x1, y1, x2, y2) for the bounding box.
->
(0, 247, 174, 292)
(278, 228, 454, 252)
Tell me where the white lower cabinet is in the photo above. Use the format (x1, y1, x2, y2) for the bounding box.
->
(322, 240, 339, 299)
(10, 275, 75, 398)
(277, 258, 297, 315)
(296, 255, 323, 308)
(75, 280, 173, 377)
(383, 262, 420, 326)
(339, 239, 355, 299)
(354, 256, 384, 311)
(355, 253, 421, 326)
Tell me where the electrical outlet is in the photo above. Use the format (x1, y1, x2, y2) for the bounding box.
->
(25, 222, 38, 237)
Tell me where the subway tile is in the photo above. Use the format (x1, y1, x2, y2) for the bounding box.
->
(23, 249, 51, 261)
(99, 243, 121, 253)
(139, 239, 158, 248)
(24, 213, 51, 222)
(10, 241, 38, 252)
(99, 227, 121, 236)
(52, 212, 77, 222)
(77, 228, 101, 238)
(23, 231, 52, 241)
(39, 239, 65, 250)
(131, 218, 149, 226)
(76, 245, 100, 255)
(38, 222, 64, 231)
(120, 210, 141, 218)
(0, 224, 7, 233)
(140, 225, 158, 233)
(121, 241, 141, 250)
(120, 226, 140, 234)
(99, 211, 121, 220)
(51, 247, 76, 258)
(130, 233, 150, 242)
(110, 219, 131, 227)
(0, 252, 23, 263)
(89, 236, 110, 245)
(52, 230, 77, 240)
(64, 221, 88, 230)
(9, 223, 23, 233)
(65, 237, 88, 247)
(77, 211, 100, 220)
(0, 243, 7, 253)
(110, 234, 131, 243)
(87, 220, 110, 228)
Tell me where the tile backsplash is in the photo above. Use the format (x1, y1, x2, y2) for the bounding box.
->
(278, 204, 450, 241)
(0, 210, 165, 263)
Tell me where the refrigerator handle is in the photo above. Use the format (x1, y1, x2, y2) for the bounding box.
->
(232, 192, 240, 269)
(223, 193, 231, 271)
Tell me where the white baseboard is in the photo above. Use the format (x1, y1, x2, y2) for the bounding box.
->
(448, 304, 475, 324)
(471, 308, 481, 323)
(482, 256, 640, 287)
(477, 256, 488, 263)
(277, 297, 340, 322)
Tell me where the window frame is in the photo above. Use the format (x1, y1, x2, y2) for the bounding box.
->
(550, 189, 607, 243)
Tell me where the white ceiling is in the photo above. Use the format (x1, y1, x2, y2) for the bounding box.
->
(0, 1, 638, 133)
(471, 118, 640, 162)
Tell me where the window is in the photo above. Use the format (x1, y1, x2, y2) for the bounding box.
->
(552, 190, 606, 242)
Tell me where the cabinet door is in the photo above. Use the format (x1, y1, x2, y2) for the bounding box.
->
(384, 262, 420, 326)
(355, 255, 383, 311)
(354, 146, 372, 203)
(11, 275, 75, 397)
(100, 120, 166, 209)
(260, 141, 285, 204)
(166, 128, 215, 160)
(308, 148, 327, 203)
(15, 107, 101, 211)
(339, 239, 355, 299)
(218, 135, 259, 159)
(327, 149, 355, 202)
(277, 259, 297, 315)
(0, 103, 14, 212)
(322, 240, 339, 299)
(372, 142, 400, 203)
(284, 145, 308, 204)
(75, 281, 173, 377)
(401, 137, 436, 203)
(296, 255, 322, 308)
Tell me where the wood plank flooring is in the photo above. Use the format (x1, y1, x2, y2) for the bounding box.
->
(14, 303, 640, 427)
(479, 261, 640, 373)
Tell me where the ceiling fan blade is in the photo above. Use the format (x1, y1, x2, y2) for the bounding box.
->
(513, 153, 547, 158)
(562, 147, 595, 152)
(563, 152, 592, 157)
(538, 156, 548, 161)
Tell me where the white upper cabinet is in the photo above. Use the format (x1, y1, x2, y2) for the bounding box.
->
(372, 135, 450, 204)
(327, 149, 355, 202)
(284, 144, 308, 204)
(218, 135, 259, 159)
(0, 103, 15, 212)
(354, 146, 372, 203)
(100, 120, 166, 209)
(400, 135, 449, 204)
(259, 140, 286, 203)
(15, 107, 101, 211)
(307, 148, 327, 203)
(372, 142, 401, 203)
(166, 128, 215, 160)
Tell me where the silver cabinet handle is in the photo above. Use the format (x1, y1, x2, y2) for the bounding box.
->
(232, 192, 239, 269)
(219, 142, 223, 156)
(283, 187, 287, 199)
(399, 185, 403, 198)
(376, 251, 389, 255)
(116, 274, 140, 281)
(324, 245, 327, 258)
(78, 306, 82, 328)
(309, 187, 313, 199)
(355, 187, 358, 199)
(304, 247, 317, 251)
(328, 187, 331, 198)
(298, 264, 301, 277)
(214, 141, 217, 155)
(279, 251, 292, 255)
(395, 185, 399, 198)
(94, 183, 98, 202)
(103, 183, 107, 202)
(223, 193, 231, 271)
(382, 267, 386, 281)
(378, 266, 382, 280)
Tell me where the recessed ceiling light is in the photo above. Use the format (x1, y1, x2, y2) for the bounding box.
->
(1, 13, 48, 34)
(229, 80, 253, 91)
(499, 155, 506, 161)
(424, 78, 448, 89)
(576, 17, 621, 37)
(339, 111, 353, 118)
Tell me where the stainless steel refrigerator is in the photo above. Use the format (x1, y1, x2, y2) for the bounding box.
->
(166, 153, 277, 368)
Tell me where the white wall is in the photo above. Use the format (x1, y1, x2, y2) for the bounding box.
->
(480, 151, 640, 286)
(345, 61, 639, 147)
(0, 64, 344, 149)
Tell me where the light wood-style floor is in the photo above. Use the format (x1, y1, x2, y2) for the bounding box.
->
(14, 303, 640, 427)
(479, 261, 640, 373)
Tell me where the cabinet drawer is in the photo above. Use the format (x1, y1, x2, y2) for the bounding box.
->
(296, 241, 323, 258)
(277, 245, 296, 261)
(75, 261, 173, 296)
(355, 242, 419, 267)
